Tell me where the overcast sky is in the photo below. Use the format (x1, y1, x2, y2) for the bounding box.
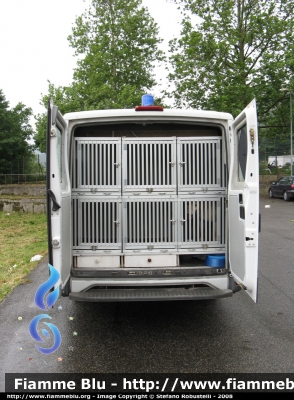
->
(0, 0, 182, 126)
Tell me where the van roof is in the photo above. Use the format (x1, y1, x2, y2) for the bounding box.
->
(63, 108, 234, 122)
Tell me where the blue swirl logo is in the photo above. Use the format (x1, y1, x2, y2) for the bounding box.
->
(29, 314, 61, 354)
(35, 263, 60, 310)
(29, 263, 62, 354)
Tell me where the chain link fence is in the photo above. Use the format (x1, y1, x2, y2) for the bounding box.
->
(0, 153, 46, 185)
(0, 174, 46, 185)
(259, 136, 293, 177)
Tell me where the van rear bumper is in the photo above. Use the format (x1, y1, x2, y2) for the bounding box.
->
(69, 287, 233, 302)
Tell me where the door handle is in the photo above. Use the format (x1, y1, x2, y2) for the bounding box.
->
(47, 189, 61, 211)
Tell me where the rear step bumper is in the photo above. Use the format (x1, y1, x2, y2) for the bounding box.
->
(69, 288, 233, 302)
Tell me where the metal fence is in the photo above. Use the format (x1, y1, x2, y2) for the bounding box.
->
(259, 135, 293, 177)
(0, 174, 46, 185)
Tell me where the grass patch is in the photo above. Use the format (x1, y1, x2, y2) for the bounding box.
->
(0, 212, 48, 303)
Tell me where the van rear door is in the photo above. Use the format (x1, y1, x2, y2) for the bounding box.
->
(228, 99, 259, 302)
(46, 101, 71, 295)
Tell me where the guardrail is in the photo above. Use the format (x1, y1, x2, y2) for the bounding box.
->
(0, 174, 46, 185)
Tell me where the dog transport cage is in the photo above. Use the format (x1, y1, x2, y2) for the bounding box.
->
(71, 135, 226, 257)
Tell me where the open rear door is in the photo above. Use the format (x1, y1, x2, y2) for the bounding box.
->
(228, 99, 259, 302)
(46, 100, 71, 295)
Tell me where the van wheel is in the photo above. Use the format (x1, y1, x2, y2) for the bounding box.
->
(283, 191, 290, 201)
(269, 189, 274, 198)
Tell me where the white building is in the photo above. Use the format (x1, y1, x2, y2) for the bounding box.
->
(268, 155, 292, 167)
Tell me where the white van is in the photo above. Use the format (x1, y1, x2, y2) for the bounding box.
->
(46, 95, 259, 303)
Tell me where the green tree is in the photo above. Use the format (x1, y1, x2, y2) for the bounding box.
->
(34, 83, 68, 153)
(167, 0, 294, 142)
(34, 0, 164, 152)
(0, 89, 34, 174)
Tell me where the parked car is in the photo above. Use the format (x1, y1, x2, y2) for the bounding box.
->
(268, 176, 294, 201)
